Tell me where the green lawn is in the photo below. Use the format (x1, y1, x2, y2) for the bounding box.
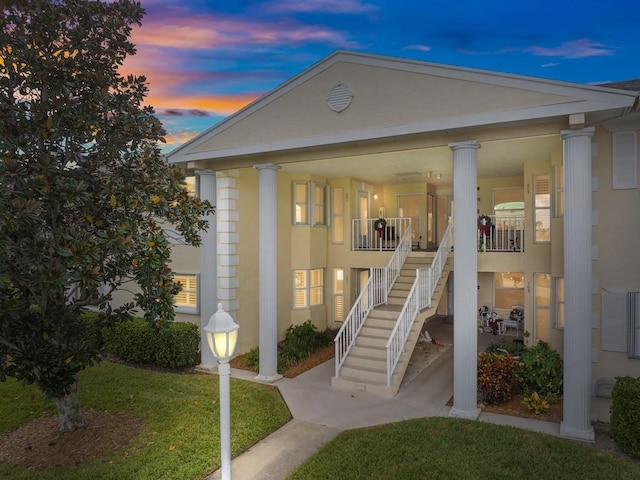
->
(288, 417, 640, 480)
(0, 361, 291, 480)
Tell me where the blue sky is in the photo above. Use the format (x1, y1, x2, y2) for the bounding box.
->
(121, 0, 640, 151)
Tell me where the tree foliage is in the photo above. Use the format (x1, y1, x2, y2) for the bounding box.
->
(0, 0, 214, 414)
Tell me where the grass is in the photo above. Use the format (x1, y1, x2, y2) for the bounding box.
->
(288, 417, 640, 480)
(0, 361, 291, 480)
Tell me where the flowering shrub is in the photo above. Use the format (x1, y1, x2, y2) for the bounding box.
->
(477, 352, 520, 405)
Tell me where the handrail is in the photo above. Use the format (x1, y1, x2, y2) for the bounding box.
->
(385, 220, 452, 386)
(334, 225, 413, 379)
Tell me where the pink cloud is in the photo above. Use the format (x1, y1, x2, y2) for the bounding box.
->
(527, 39, 615, 59)
(131, 12, 356, 50)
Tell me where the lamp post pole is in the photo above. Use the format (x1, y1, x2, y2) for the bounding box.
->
(218, 360, 231, 480)
(204, 303, 239, 480)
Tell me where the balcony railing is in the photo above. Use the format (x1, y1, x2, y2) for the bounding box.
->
(478, 214, 524, 252)
(351, 217, 412, 251)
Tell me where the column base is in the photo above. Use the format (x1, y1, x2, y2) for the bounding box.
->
(195, 363, 218, 373)
(560, 421, 595, 443)
(449, 406, 481, 420)
(254, 373, 284, 383)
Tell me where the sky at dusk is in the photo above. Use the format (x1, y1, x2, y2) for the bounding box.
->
(120, 0, 640, 152)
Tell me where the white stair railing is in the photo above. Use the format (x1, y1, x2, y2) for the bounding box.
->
(334, 226, 413, 379)
(351, 217, 411, 250)
(385, 221, 452, 386)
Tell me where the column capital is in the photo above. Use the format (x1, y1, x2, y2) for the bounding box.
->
(448, 140, 480, 151)
(561, 126, 595, 140)
(253, 163, 282, 172)
(195, 169, 217, 177)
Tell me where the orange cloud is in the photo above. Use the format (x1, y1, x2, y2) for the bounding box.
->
(154, 93, 259, 115)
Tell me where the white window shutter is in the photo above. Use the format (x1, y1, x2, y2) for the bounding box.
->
(601, 287, 628, 352)
(612, 131, 638, 190)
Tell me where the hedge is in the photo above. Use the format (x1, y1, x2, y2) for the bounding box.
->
(611, 376, 640, 459)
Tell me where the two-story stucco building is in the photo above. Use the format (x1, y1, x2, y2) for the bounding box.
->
(153, 51, 640, 442)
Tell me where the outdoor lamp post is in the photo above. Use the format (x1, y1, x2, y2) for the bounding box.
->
(204, 303, 239, 480)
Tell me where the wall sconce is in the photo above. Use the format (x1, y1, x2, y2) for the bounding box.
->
(373, 194, 379, 200)
(436, 173, 442, 180)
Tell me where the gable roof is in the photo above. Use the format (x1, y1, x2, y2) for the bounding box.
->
(599, 79, 640, 92)
(167, 51, 639, 166)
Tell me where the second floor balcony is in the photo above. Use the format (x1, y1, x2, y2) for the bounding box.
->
(351, 214, 524, 252)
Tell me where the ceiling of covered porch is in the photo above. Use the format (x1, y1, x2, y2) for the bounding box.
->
(279, 131, 562, 186)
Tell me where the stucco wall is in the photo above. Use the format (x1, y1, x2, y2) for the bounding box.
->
(591, 126, 640, 380)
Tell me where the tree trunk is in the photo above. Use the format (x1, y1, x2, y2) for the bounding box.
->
(53, 379, 86, 432)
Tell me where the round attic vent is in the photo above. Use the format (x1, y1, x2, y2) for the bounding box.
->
(326, 81, 353, 112)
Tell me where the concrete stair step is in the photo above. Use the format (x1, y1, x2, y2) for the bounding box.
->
(349, 345, 386, 359)
(356, 335, 388, 348)
(368, 309, 398, 320)
(359, 325, 392, 339)
(340, 365, 387, 384)
(365, 317, 397, 329)
(387, 297, 405, 306)
(344, 353, 386, 370)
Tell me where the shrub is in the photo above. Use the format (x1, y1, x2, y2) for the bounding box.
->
(79, 310, 108, 351)
(154, 322, 199, 368)
(522, 392, 550, 414)
(515, 341, 563, 396)
(278, 320, 333, 369)
(485, 339, 528, 358)
(477, 352, 519, 405)
(244, 321, 334, 373)
(611, 376, 640, 459)
(244, 347, 260, 372)
(102, 317, 199, 368)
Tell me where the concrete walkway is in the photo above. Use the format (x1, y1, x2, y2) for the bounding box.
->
(206, 316, 609, 480)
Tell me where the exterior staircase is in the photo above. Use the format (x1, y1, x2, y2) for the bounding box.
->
(332, 251, 452, 397)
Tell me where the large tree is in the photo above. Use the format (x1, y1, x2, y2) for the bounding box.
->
(0, 0, 214, 431)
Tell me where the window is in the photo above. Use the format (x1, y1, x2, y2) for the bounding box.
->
(184, 175, 197, 197)
(612, 131, 638, 190)
(554, 165, 564, 217)
(534, 273, 551, 342)
(494, 272, 525, 311)
(333, 268, 344, 322)
(294, 183, 308, 225)
(294, 269, 324, 308)
(314, 184, 326, 225)
(332, 187, 344, 244)
(534, 174, 551, 243)
(174, 274, 199, 313)
(556, 277, 565, 329)
(293, 182, 328, 226)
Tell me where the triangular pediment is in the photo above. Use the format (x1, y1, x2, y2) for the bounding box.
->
(168, 51, 637, 164)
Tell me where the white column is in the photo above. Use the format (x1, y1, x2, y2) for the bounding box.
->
(254, 163, 282, 382)
(560, 127, 595, 442)
(197, 170, 218, 369)
(449, 140, 481, 420)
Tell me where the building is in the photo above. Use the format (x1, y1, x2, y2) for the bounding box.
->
(164, 51, 640, 442)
